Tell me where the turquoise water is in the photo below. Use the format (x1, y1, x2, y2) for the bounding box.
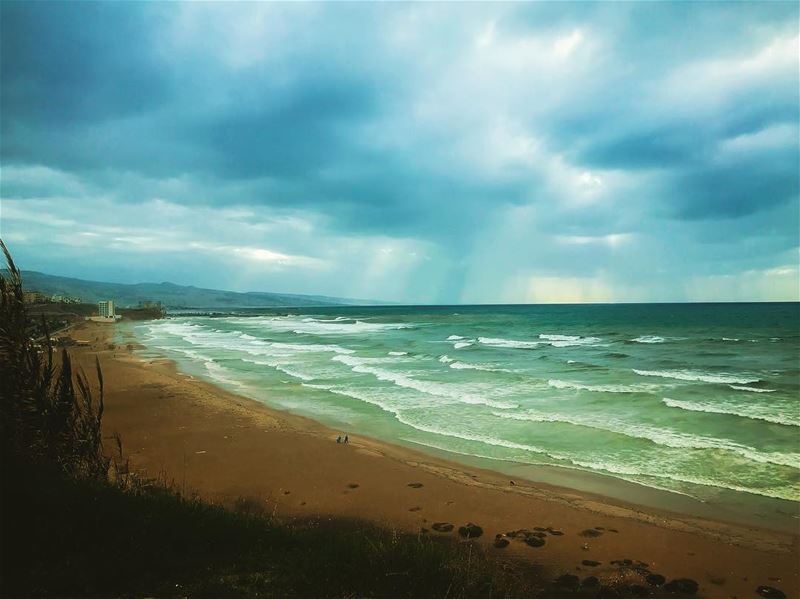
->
(135, 303, 799, 512)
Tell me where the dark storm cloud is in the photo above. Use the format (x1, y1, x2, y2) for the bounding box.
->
(1, 1, 797, 302)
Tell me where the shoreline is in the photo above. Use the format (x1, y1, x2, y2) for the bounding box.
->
(70, 321, 798, 598)
(126, 319, 799, 535)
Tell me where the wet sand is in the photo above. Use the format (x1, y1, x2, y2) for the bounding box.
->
(67, 321, 798, 598)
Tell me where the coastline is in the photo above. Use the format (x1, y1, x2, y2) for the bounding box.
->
(70, 321, 798, 598)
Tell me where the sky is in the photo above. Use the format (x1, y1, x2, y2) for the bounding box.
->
(1, 2, 798, 304)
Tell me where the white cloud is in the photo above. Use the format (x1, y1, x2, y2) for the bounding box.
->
(685, 265, 800, 302)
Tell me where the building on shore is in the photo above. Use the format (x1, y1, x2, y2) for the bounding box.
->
(98, 300, 115, 318)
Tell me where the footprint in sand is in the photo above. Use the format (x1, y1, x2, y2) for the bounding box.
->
(409, 506, 421, 512)
(346, 483, 360, 489)
(431, 522, 454, 533)
(579, 528, 603, 538)
(407, 482, 424, 488)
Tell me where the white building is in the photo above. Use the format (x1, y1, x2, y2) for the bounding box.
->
(98, 300, 115, 318)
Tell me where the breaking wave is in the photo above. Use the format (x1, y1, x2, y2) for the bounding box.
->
(662, 397, 798, 427)
(633, 369, 761, 385)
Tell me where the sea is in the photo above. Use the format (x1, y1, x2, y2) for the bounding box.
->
(131, 303, 800, 529)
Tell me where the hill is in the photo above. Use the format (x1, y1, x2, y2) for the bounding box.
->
(16, 270, 381, 309)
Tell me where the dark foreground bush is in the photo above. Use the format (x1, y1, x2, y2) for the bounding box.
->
(1, 465, 541, 598)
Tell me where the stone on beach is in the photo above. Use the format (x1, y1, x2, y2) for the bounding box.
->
(757, 586, 786, 599)
(431, 522, 453, 533)
(458, 522, 483, 539)
(524, 536, 546, 548)
(582, 559, 601, 567)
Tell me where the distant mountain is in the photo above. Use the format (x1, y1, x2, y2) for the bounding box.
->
(15, 270, 383, 309)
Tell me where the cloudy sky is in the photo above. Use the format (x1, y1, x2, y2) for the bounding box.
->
(1, 2, 798, 303)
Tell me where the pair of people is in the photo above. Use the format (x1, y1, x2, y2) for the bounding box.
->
(336, 434, 349, 444)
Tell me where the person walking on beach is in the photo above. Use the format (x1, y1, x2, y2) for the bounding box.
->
(344, 434, 349, 444)
(336, 435, 342, 444)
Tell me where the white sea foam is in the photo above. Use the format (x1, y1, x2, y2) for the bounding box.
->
(239, 357, 316, 382)
(662, 397, 798, 427)
(631, 335, 665, 344)
(407, 412, 800, 501)
(447, 335, 465, 341)
(400, 437, 790, 502)
(453, 341, 473, 349)
(238, 316, 411, 335)
(449, 361, 511, 373)
(478, 336, 541, 349)
(478, 335, 600, 349)
(633, 369, 761, 385)
(548, 379, 657, 393)
(539, 334, 602, 347)
(268, 342, 355, 355)
(438, 355, 454, 363)
(728, 385, 775, 393)
(203, 360, 249, 389)
(331, 354, 518, 409)
(492, 410, 800, 468)
(394, 413, 551, 455)
(388, 351, 408, 356)
(563, 455, 799, 502)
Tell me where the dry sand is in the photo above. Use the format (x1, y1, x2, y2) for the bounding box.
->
(67, 321, 798, 598)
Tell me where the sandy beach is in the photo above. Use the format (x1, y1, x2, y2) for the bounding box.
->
(66, 321, 798, 598)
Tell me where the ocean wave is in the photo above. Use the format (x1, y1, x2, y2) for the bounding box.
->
(301, 316, 352, 323)
(403, 410, 799, 501)
(728, 385, 775, 393)
(662, 397, 798, 427)
(239, 357, 316, 382)
(402, 437, 795, 502)
(151, 320, 357, 359)
(388, 351, 408, 356)
(446, 335, 465, 341)
(202, 360, 250, 390)
(268, 341, 354, 355)
(331, 354, 518, 410)
(438, 355, 454, 363)
(563, 456, 799, 502)
(548, 379, 657, 393)
(492, 410, 800, 468)
(478, 335, 600, 349)
(243, 316, 412, 335)
(478, 336, 541, 349)
(539, 334, 602, 347)
(453, 341, 473, 349)
(633, 369, 761, 385)
(302, 384, 404, 415)
(394, 413, 551, 455)
(449, 361, 511, 373)
(631, 335, 665, 344)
